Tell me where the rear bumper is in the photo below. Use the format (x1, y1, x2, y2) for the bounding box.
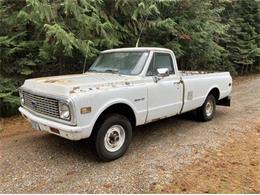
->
(19, 107, 92, 140)
(217, 96, 231, 107)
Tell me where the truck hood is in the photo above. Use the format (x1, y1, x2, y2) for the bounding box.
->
(22, 73, 141, 96)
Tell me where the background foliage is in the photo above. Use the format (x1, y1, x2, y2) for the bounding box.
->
(0, 0, 259, 117)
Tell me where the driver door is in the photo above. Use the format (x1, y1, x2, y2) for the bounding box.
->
(146, 52, 183, 122)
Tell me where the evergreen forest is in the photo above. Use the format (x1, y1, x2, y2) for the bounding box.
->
(0, 0, 259, 116)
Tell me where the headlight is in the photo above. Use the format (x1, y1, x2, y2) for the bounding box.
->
(59, 102, 71, 120)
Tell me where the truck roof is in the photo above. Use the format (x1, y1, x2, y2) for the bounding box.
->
(101, 47, 172, 53)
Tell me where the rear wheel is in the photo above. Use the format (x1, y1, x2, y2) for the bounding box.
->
(94, 114, 132, 161)
(197, 94, 216, 121)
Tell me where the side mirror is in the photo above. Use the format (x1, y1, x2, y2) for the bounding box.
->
(157, 68, 169, 77)
(153, 68, 170, 83)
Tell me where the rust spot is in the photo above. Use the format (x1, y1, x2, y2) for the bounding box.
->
(69, 86, 80, 94)
(151, 118, 161, 122)
(44, 79, 75, 85)
(72, 86, 80, 90)
(44, 79, 59, 83)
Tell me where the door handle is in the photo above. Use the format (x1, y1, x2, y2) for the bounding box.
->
(173, 81, 181, 85)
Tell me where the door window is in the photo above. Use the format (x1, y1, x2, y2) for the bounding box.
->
(146, 53, 174, 76)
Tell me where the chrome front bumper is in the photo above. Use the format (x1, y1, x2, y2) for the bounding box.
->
(19, 107, 92, 140)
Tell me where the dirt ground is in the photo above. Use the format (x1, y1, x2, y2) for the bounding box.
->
(151, 126, 260, 193)
(0, 74, 260, 193)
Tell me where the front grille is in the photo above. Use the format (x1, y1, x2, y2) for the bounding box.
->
(22, 91, 60, 119)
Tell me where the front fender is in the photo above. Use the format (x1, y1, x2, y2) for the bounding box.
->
(89, 98, 138, 131)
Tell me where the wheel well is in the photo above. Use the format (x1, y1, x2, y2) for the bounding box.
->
(94, 103, 136, 129)
(208, 88, 220, 101)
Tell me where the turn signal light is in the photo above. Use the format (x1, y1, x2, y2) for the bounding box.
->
(81, 107, 92, 114)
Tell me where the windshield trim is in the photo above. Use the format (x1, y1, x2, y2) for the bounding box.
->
(87, 51, 150, 76)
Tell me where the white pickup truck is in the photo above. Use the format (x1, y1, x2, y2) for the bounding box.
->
(19, 47, 232, 161)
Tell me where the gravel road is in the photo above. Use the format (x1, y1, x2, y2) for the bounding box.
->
(1, 75, 260, 193)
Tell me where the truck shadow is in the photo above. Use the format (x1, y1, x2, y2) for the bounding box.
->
(33, 109, 225, 163)
(134, 111, 198, 134)
(34, 133, 98, 162)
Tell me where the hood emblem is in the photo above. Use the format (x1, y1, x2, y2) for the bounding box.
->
(31, 100, 38, 109)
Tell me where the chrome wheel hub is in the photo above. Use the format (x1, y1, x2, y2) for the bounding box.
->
(104, 125, 125, 152)
(205, 100, 214, 117)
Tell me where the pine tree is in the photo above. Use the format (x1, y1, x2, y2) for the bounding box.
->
(0, 0, 30, 116)
(223, 0, 260, 74)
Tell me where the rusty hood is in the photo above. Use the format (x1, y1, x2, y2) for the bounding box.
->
(22, 72, 141, 96)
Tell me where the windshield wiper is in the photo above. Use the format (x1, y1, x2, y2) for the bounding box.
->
(104, 69, 119, 74)
(88, 69, 98, 72)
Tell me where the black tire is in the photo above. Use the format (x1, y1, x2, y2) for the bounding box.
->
(197, 94, 216, 122)
(94, 113, 132, 161)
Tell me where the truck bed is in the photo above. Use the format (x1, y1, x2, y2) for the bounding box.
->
(179, 71, 230, 78)
(178, 70, 232, 114)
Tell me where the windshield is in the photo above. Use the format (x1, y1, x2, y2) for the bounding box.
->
(88, 51, 149, 75)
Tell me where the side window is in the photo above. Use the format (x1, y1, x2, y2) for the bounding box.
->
(146, 53, 174, 76)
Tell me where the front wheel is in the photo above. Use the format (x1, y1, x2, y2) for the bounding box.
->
(197, 94, 216, 122)
(94, 114, 132, 161)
